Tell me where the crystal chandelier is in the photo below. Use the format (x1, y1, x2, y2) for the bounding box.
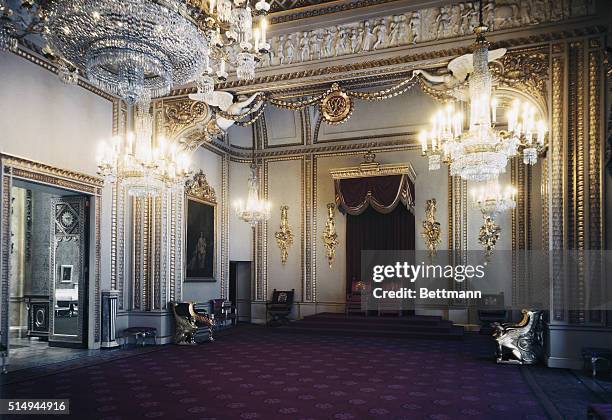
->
(5, 0, 270, 104)
(96, 98, 191, 197)
(420, 22, 547, 182)
(234, 142, 270, 227)
(0, 4, 18, 52)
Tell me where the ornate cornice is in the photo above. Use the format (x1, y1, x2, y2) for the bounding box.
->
(330, 151, 416, 181)
(167, 26, 606, 96)
(1, 153, 104, 192)
(269, 0, 398, 24)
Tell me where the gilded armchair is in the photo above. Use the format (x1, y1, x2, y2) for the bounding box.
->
(171, 302, 214, 345)
(492, 309, 544, 364)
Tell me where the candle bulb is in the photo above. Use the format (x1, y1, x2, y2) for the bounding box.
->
(419, 131, 427, 153)
(253, 28, 260, 52)
(209, 0, 216, 13)
(491, 97, 498, 124)
(536, 120, 546, 145)
(260, 17, 267, 45)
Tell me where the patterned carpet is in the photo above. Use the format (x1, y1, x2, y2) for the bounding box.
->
(0, 326, 600, 419)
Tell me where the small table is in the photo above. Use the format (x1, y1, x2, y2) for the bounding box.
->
(582, 347, 612, 377)
(122, 327, 157, 347)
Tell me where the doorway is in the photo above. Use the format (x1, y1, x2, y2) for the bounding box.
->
(229, 261, 251, 323)
(9, 180, 89, 352)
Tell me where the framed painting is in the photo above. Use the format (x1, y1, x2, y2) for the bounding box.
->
(184, 171, 217, 282)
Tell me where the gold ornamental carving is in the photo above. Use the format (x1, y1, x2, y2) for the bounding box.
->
(322, 203, 339, 268)
(478, 216, 501, 256)
(330, 151, 416, 181)
(421, 199, 441, 256)
(493, 48, 549, 106)
(185, 170, 217, 204)
(274, 205, 294, 265)
(163, 98, 210, 140)
(320, 83, 353, 125)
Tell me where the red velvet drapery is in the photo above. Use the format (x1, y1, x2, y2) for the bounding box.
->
(335, 174, 414, 215)
(338, 174, 416, 294)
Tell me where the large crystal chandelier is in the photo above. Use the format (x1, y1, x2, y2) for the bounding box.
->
(4, 0, 269, 104)
(97, 97, 191, 197)
(420, 22, 547, 182)
(234, 142, 270, 227)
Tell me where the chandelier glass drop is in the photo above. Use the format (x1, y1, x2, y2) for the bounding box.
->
(97, 98, 191, 197)
(234, 142, 271, 227)
(38, 0, 269, 105)
(419, 25, 547, 182)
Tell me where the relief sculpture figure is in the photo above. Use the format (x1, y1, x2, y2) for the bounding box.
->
(372, 18, 387, 50)
(362, 21, 375, 51)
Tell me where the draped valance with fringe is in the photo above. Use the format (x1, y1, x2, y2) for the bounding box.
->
(335, 174, 415, 215)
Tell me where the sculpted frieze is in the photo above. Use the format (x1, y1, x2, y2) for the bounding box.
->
(262, 0, 593, 69)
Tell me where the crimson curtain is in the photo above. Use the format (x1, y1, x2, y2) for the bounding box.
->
(335, 174, 414, 215)
(336, 174, 415, 294)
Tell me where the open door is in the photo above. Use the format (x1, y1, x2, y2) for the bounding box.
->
(49, 196, 88, 346)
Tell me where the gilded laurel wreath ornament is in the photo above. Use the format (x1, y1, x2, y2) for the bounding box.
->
(322, 203, 339, 268)
(421, 199, 441, 255)
(274, 205, 294, 265)
(320, 83, 353, 125)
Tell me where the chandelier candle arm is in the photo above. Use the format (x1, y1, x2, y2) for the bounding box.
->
(418, 11, 548, 182)
(96, 99, 191, 197)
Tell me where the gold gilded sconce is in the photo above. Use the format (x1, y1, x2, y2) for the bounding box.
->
(478, 216, 501, 256)
(274, 205, 294, 265)
(322, 203, 339, 268)
(421, 199, 441, 255)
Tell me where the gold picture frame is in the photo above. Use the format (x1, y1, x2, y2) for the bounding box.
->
(184, 171, 217, 282)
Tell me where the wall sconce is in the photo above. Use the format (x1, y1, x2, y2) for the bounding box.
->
(421, 199, 441, 255)
(322, 203, 339, 268)
(478, 216, 501, 256)
(274, 205, 293, 265)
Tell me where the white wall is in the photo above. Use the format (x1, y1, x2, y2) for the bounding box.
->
(0, 51, 113, 347)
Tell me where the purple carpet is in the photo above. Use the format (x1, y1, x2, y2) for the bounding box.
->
(2, 326, 549, 419)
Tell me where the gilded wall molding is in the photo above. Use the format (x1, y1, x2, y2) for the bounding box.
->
(550, 47, 565, 323)
(567, 40, 586, 324)
(586, 38, 604, 324)
(221, 153, 230, 299)
(304, 155, 314, 302)
(511, 160, 531, 308)
(587, 40, 603, 250)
